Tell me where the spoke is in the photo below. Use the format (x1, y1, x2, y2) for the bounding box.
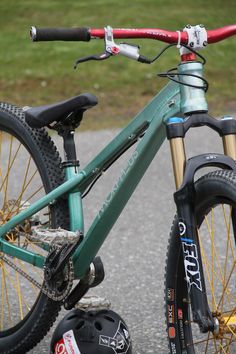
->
(2, 135, 13, 209)
(3, 156, 33, 221)
(17, 259, 42, 295)
(5, 234, 49, 258)
(1, 262, 12, 328)
(192, 204, 236, 353)
(15, 259, 24, 320)
(219, 340, 228, 354)
(225, 334, 234, 353)
(211, 209, 215, 312)
(23, 185, 44, 206)
(21, 229, 48, 256)
(0, 132, 4, 185)
(7, 238, 42, 247)
(3, 167, 40, 222)
(190, 335, 218, 346)
(21, 155, 33, 196)
(192, 307, 236, 350)
(213, 337, 218, 352)
(3, 262, 31, 311)
(204, 213, 235, 308)
(222, 206, 236, 262)
(198, 226, 235, 307)
(204, 331, 211, 353)
(1, 138, 21, 208)
(199, 246, 235, 306)
(214, 338, 236, 353)
(205, 213, 225, 287)
(221, 205, 232, 313)
(198, 230, 218, 309)
(1, 265, 5, 330)
(225, 322, 236, 338)
(225, 308, 236, 325)
(20, 237, 44, 254)
(218, 262, 236, 309)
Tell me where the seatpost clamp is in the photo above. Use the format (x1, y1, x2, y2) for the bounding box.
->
(180, 24, 208, 55)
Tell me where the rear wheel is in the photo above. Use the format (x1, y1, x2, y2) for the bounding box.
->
(0, 103, 69, 353)
(165, 170, 236, 353)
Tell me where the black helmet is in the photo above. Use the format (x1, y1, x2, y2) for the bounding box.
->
(51, 308, 132, 354)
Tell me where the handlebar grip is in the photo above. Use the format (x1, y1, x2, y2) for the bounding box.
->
(30, 26, 91, 42)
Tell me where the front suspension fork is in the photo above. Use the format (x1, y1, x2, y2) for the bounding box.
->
(174, 153, 236, 332)
(167, 114, 236, 333)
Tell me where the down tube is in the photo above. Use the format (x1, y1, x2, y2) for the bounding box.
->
(73, 105, 181, 278)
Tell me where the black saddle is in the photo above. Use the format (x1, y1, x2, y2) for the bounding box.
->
(25, 93, 98, 128)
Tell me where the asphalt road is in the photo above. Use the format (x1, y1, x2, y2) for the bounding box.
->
(30, 125, 222, 354)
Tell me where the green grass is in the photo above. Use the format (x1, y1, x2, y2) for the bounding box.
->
(0, 0, 236, 130)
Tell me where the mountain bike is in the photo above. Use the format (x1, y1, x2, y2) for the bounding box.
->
(0, 23, 236, 353)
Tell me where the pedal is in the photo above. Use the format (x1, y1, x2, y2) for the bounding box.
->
(75, 295, 111, 310)
(29, 226, 81, 248)
(64, 256, 105, 310)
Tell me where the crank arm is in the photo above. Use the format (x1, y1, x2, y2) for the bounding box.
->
(44, 234, 82, 281)
(64, 256, 105, 310)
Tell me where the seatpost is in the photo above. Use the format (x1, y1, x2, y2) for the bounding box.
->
(61, 129, 78, 165)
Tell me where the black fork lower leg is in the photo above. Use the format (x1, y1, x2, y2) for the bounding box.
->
(172, 152, 236, 333)
(174, 185, 215, 333)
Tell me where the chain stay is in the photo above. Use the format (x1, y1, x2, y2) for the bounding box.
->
(0, 227, 83, 301)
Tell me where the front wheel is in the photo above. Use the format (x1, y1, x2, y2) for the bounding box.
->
(165, 170, 236, 353)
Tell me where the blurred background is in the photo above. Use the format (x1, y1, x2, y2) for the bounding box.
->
(0, 0, 236, 130)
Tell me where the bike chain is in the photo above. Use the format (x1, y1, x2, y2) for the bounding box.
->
(0, 245, 74, 302)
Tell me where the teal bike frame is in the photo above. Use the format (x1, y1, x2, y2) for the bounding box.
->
(0, 61, 207, 279)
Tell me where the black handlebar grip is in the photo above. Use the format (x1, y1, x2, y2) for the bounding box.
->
(30, 26, 91, 42)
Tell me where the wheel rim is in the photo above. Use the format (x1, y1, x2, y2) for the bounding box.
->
(186, 203, 236, 352)
(0, 131, 48, 332)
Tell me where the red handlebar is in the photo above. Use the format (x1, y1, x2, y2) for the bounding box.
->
(90, 28, 188, 44)
(90, 25, 236, 45)
(207, 25, 236, 43)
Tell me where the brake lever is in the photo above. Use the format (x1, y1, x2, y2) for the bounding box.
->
(74, 26, 152, 69)
(74, 52, 111, 69)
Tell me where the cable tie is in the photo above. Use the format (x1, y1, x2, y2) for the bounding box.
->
(176, 31, 181, 49)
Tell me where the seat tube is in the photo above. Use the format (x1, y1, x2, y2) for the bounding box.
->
(65, 166, 84, 232)
(61, 129, 84, 233)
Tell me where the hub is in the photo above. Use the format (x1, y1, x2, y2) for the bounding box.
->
(212, 310, 236, 338)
